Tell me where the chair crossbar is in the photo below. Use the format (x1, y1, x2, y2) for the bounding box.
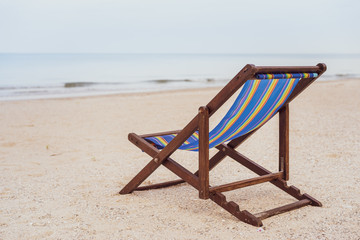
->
(254, 199, 311, 220)
(135, 179, 185, 191)
(209, 172, 283, 193)
(139, 130, 182, 138)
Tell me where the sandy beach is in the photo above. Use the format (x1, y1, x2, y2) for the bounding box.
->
(0, 79, 359, 239)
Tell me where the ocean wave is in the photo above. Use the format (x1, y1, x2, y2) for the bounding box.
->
(148, 79, 192, 84)
(63, 82, 126, 88)
(62, 78, 224, 88)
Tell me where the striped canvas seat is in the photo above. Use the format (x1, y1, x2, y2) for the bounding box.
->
(145, 73, 317, 151)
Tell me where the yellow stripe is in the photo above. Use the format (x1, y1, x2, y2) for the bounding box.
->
(225, 80, 278, 140)
(208, 81, 260, 145)
(243, 79, 296, 132)
(184, 78, 296, 151)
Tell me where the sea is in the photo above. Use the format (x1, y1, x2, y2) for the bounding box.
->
(0, 53, 359, 101)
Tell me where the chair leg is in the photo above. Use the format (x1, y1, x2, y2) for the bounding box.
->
(198, 106, 209, 199)
(279, 104, 289, 180)
(121, 133, 201, 194)
(122, 132, 201, 194)
(119, 160, 161, 194)
(120, 134, 162, 194)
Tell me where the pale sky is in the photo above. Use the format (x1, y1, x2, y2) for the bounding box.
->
(1, 0, 359, 54)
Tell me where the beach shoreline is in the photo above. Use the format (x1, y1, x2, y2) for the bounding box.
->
(1, 79, 359, 239)
(2, 77, 359, 103)
(2, 53, 360, 102)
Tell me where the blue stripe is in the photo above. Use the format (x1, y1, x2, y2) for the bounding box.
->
(256, 73, 317, 79)
(145, 74, 310, 151)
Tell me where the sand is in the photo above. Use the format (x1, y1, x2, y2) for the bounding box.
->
(0, 79, 359, 239)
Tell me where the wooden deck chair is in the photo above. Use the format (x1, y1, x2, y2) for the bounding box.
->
(120, 63, 327, 226)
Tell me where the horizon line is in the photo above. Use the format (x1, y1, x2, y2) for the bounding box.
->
(1, 52, 360, 55)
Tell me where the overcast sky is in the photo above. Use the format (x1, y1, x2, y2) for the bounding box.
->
(1, 0, 359, 54)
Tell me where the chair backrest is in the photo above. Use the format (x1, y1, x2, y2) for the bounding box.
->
(146, 73, 318, 151)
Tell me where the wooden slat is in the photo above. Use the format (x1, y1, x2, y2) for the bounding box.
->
(254, 199, 311, 220)
(279, 104, 289, 180)
(198, 106, 210, 199)
(209, 172, 283, 193)
(135, 179, 185, 191)
(254, 65, 324, 74)
(139, 130, 182, 138)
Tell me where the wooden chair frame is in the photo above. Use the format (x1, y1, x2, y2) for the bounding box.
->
(120, 63, 327, 226)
